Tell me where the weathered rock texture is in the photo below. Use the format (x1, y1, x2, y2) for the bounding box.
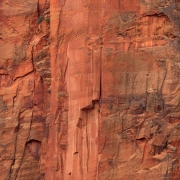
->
(1, 0, 180, 179)
(0, 0, 50, 179)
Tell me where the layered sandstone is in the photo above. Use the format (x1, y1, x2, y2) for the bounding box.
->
(1, 0, 180, 180)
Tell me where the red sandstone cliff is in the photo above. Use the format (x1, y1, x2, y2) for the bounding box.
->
(0, 0, 180, 179)
(0, 0, 50, 179)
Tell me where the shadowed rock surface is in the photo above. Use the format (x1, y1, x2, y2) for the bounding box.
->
(0, 0, 180, 179)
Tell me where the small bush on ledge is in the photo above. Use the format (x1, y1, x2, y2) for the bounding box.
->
(46, 17, 50, 24)
(38, 15, 44, 24)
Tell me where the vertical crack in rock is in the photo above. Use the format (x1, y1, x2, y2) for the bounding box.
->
(8, 85, 19, 180)
(13, 32, 36, 180)
(14, 110, 34, 180)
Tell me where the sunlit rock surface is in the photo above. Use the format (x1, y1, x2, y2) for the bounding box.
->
(0, 0, 180, 179)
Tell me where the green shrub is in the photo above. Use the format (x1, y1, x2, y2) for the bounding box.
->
(38, 16, 44, 24)
(46, 17, 50, 24)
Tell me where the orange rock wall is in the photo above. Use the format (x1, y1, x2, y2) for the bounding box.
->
(47, 0, 180, 179)
(0, 0, 50, 179)
(1, 0, 180, 180)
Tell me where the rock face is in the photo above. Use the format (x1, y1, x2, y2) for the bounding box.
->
(0, 0, 50, 179)
(1, 0, 180, 179)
